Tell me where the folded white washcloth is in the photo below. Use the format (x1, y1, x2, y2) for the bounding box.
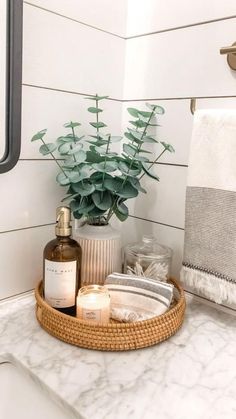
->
(105, 272, 173, 322)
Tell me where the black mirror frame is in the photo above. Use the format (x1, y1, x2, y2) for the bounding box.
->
(0, 0, 23, 173)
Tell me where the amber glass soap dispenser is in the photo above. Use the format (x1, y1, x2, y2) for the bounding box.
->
(43, 206, 82, 316)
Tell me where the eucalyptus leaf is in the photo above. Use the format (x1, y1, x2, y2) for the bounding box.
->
(127, 129, 143, 141)
(138, 111, 152, 118)
(72, 150, 87, 162)
(64, 122, 81, 128)
(117, 182, 138, 198)
(116, 199, 129, 217)
(61, 194, 74, 202)
(160, 141, 175, 153)
(67, 144, 82, 155)
(86, 151, 105, 163)
(138, 114, 149, 123)
(145, 103, 165, 114)
(70, 199, 81, 212)
(103, 177, 122, 192)
(92, 161, 118, 173)
(129, 177, 147, 193)
(104, 178, 138, 198)
(141, 163, 160, 181)
(57, 134, 79, 143)
(72, 210, 83, 219)
(118, 161, 141, 176)
(114, 204, 129, 222)
(56, 172, 70, 186)
(92, 190, 113, 210)
(94, 146, 107, 155)
(123, 144, 148, 161)
(58, 142, 71, 154)
(71, 181, 95, 196)
(90, 122, 107, 129)
(68, 171, 83, 183)
(124, 132, 143, 144)
(90, 172, 113, 183)
(39, 143, 57, 155)
(31, 129, 47, 142)
(90, 171, 104, 181)
(123, 143, 137, 157)
(127, 108, 140, 118)
(87, 107, 103, 113)
(134, 155, 149, 162)
(77, 199, 95, 214)
(87, 139, 108, 147)
(94, 183, 106, 191)
(87, 207, 106, 217)
(129, 120, 147, 128)
(84, 95, 109, 101)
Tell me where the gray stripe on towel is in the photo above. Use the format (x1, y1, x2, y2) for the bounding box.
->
(106, 274, 173, 299)
(183, 186, 236, 283)
(106, 287, 169, 307)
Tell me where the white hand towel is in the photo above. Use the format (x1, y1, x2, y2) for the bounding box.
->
(180, 109, 236, 305)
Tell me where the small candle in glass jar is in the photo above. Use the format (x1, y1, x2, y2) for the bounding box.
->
(76, 285, 110, 323)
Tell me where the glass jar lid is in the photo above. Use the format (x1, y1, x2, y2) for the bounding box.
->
(124, 235, 172, 260)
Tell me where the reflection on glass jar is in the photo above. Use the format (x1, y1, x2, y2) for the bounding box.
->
(123, 235, 173, 282)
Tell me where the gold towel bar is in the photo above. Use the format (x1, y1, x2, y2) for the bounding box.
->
(220, 42, 236, 70)
(190, 98, 196, 115)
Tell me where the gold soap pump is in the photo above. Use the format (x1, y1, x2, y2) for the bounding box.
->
(43, 206, 82, 316)
(55, 206, 72, 237)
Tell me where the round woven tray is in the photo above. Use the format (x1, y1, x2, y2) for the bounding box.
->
(35, 277, 186, 351)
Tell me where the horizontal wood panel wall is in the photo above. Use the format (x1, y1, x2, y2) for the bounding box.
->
(0, 1, 125, 300)
(1, 0, 236, 307)
(122, 1, 236, 309)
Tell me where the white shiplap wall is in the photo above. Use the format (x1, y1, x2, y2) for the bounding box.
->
(0, 1, 125, 300)
(122, 0, 236, 293)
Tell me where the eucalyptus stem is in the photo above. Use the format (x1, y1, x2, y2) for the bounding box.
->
(106, 205, 115, 223)
(122, 109, 155, 187)
(41, 138, 68, 177)
(95, 95, 99, 139)
(101, 135, 111, 192)
(71, 126, 77, 163)
(139, 148, 167, 181)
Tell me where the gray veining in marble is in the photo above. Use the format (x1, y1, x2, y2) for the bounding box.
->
(0, 292, 236, 419)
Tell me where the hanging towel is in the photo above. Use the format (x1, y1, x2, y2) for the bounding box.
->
(180, 109, 236, 305)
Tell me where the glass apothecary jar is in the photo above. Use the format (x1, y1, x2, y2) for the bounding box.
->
(123, 235, 173, 282)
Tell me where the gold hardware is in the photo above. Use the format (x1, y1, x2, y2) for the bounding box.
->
(220, 42, 236, 71)
(190, 98, 196, 115)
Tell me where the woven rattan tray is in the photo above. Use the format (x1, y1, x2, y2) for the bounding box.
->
(35, 277, 186, 351)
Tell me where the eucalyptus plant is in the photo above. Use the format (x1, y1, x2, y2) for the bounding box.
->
(31, 94, 174, 225)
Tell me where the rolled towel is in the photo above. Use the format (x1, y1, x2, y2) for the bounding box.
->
(105, 273, 173, 322)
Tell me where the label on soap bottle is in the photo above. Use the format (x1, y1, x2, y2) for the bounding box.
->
(44, 259, 77, 308)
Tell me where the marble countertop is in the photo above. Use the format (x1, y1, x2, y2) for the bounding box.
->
(0, 292, 236, 419)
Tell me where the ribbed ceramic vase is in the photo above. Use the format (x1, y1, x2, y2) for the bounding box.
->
(74, 224, 121, 286)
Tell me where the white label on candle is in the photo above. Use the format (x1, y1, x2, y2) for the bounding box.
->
(77, 292, 110, 323)
(82, 308, 101, 322)
(44, 260, 76, 308)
